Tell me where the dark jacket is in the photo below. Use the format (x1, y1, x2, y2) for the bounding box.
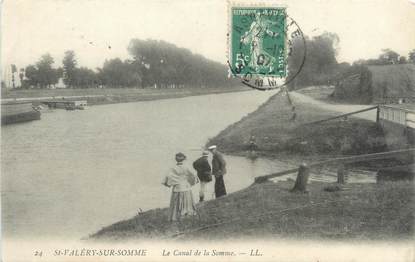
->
(212, 151, 226, 176)
(193, 156, 212, 182)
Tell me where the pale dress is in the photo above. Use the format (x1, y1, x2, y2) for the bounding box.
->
(163, 163, 199, 222)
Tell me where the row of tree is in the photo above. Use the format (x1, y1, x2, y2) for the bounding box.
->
(287, 31, 415, 89)
(354, 49, 415, 65)
(18, 54, 62, 89)
(9, 39, 232, 89)
(62, 51, 97, 88)
(7, 35, 415, 89)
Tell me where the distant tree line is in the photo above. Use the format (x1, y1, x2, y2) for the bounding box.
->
(22, 54, 63, 88)
(287, 31, 415, 89)
(8, 36, 414, 90)
(125, 39, 228, 89)
(12, 39, 232, 89)
(354, 49, 415, 66)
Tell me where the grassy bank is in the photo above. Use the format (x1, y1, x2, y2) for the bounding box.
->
(207, 92, 387, 161)
(369, 64, 415, 102)
(1, 86, 250, 105)
(91, 180, 414, 241)
(332, 64, 415, 104)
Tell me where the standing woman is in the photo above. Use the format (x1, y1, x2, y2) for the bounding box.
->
(162, 152, 199, 222)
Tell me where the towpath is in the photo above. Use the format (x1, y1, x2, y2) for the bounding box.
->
(291, 92, 377, 122)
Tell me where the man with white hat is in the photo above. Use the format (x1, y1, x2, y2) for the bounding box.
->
(192, 151, 212, 202)
(208, 145, 227, 198)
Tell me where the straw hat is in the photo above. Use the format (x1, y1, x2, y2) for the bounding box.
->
(175, 152, 186, 162)
(208, 145, 217, 150)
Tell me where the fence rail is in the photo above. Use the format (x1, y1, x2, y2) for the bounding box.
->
(302, 106, 379, 126)
(379, 105, 415, 128)
(301, 104, 415, 129)
(254, 148, 415, 183)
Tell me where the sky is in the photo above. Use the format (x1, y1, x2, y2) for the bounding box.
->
(1, 0, 415, 78)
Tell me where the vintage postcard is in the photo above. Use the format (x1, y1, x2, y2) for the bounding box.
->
(1, 0, 414, 261)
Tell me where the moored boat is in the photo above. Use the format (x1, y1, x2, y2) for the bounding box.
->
(1, 102, 41, 125)
(42, 100, 87, 110)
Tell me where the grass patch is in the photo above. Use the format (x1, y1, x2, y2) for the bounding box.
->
(90, 181, 414, 241)
(369, 64, 415, 102)
(207, 92, 387, 159)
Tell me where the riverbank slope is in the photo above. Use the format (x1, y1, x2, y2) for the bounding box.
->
(207, 91, 388, 161)
(91, 180, 413, 241)
(1, 86, 250, 106)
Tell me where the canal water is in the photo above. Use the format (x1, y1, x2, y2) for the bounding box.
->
(1, 91, 274, 240)
(1, 91, 375, 240)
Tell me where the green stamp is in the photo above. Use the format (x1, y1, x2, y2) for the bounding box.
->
(230, 7, 287, 78)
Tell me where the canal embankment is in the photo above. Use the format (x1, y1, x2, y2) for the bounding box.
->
(1, 86, 250, 106)
(1, 87, 251, 125)
(207, 90, 414, 175)
(91, 180, 414, 241)
(207, 91, 388, 162)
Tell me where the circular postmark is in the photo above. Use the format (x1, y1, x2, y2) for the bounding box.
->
(227, 7, 306, 91)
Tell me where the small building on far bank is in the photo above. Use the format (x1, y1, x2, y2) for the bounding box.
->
(55, 78, 66, 89)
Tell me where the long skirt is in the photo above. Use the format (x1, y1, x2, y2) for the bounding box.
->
(169, 190, 196, 222)
(214, 175, 227, 198)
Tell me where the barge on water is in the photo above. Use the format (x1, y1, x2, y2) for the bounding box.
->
(41, 100, 87, 110)
(1, 101, 41, 125)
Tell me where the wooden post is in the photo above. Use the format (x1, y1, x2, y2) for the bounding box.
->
(254, 176, 268, 184)
(337, 164, 349, 184)
(376, 105, 380, 123)
(291, 163, 310, 193)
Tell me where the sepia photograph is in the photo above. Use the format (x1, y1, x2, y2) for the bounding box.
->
(1, 0, 414, 261)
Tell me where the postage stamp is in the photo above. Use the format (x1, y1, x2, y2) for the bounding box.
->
(3, 0, 413, 261)
(229, 7, 287, 78)
(227, 3, 306, 90)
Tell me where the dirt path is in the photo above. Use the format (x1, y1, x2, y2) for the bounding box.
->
(291, 92, 377, 121)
